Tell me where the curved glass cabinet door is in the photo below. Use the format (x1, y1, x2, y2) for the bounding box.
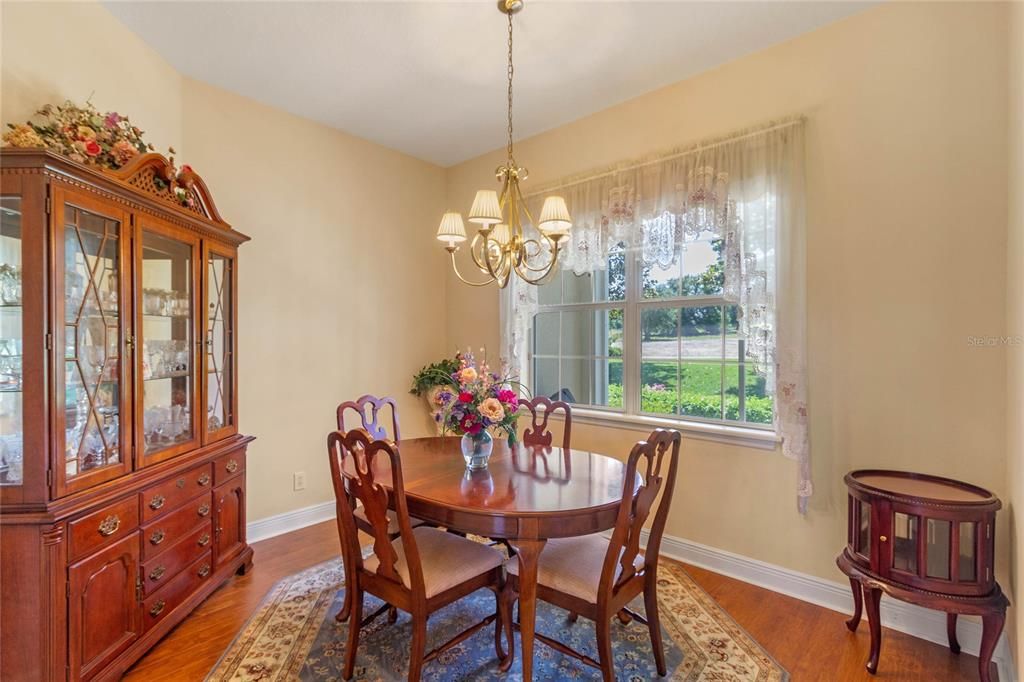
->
(204, 247, 235, 442)
(0, 197, 23, 487)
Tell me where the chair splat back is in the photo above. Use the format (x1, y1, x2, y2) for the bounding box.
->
(518, 396, 572, 449)
(603, 429, 681, 593)
(337, 394, 401, 442)
(326, 429, 423, 592)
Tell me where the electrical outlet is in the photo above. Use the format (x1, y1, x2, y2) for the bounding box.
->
(293, 471, 306, 491)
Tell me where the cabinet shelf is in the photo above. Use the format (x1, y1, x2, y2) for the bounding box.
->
(145, 370, 190, 381)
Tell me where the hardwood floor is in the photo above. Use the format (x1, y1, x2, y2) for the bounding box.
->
(123, 520, 991, 681)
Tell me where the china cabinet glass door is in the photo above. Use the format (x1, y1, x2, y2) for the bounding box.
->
(204, 245, 235, 442)
(137, 219, 199, 465)
(0, 197, 23, 487)
(55, 190, 132, 494)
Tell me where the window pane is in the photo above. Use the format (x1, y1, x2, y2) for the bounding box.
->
(533, 313, 559, 356)
(534, 357, 559, 401)
(744, 365, 773, 425)
(605, 244, 626, 302)
(724, 305, 741, 361)
(560, 310, 593, 357)
(642, 258, 681, 300)
(641, 361, 677, 415)
(681, 305, 724, 360)
(537, 271, 561, 306)
(562, 272, 594, 304)
(681, 237, 724, 296)
(605, 358, 623, 408)
(641, 308, 679, 360)
(679, 362, 723, 420)
(559, 358, 591, 405)
(858, 500, 871, 557)
(605, 309, 623, 358)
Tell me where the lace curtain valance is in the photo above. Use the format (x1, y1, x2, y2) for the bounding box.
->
(504, 117, 812, 512)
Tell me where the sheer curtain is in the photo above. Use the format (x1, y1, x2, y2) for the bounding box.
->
(500, 118, 810, 512)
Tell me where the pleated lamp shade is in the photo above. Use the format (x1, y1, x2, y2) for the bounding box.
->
(538, 195, 572, 237)
(436, 211, 467, 245)
(468, 190, 503, 225)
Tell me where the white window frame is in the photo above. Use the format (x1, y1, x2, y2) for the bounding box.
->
(529, 247, 780, 450)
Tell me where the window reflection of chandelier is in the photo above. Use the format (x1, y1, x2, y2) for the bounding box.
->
(434, 0, 572, 289)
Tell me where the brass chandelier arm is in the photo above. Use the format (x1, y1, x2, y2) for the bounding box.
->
(446, 247, 497, 287)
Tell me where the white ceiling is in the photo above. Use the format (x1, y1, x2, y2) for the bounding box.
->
(105, 1, 867, 167)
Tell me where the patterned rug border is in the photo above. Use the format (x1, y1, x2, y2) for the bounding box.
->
(206, 551, 789, 681)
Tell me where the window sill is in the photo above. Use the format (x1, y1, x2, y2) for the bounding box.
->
(550, 407, 781, 451)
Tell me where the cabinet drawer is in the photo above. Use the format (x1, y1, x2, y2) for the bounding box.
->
(141, 521, 214, 596)
(143, 550, 212, 631)
(213, 450, 245, 485)
(141, 493, 212, 561)
(141, 464, 213, 522)
(69, 496, 141, 562)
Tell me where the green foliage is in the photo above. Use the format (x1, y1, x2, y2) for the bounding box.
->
(409, 356, 459, 396)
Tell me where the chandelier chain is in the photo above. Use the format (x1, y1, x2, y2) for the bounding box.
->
(506, 10, 515, 167)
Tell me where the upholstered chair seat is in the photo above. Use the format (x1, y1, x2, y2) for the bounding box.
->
(365, 526, 505, 598)
(505, 534, 645, 603)
(355, 507, 424, 536)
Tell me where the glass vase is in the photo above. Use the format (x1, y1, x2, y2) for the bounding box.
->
(461, 430, 493, 470)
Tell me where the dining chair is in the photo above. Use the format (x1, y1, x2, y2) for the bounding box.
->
(327, 429, 512, 681)
(337, 394, 426, 538)
(518, 396, 572, 449)
(501, 428, 681, 681)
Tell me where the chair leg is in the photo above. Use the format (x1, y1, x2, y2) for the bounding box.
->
(335, 583, 351, 622)
(644, 579, 667, 676)
(388, 605, 398, 624)
(596, 616, 616, 682)
(343, 587, 363, 680)
(408, 614, 428, 682)
(499, 584, 516, 672)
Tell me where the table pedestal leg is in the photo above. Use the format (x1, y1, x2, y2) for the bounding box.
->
(510, 538, 546, 682)
(946, 613, 960, 654)
(862, 584, 882, 675)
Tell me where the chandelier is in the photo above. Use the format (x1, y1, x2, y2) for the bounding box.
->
(435, 0, 571, 288)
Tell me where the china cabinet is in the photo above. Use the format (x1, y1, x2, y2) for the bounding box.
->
(0, 149, 252, 682)
(837, 469, 1007, 682)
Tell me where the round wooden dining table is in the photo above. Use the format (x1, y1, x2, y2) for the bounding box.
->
(381, 436, 636, 682)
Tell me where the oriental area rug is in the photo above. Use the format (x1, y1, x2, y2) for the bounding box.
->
(207, 553, 788, 682)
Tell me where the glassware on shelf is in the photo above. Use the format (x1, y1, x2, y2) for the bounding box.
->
(0, 264, 21, 305)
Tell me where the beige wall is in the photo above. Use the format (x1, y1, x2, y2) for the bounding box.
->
(1007, 0, 1024, 670)
(446, 1, 1012, 586)
(1, 2, 183, 158)
(1, 1, 449, 522)
(181, 79, 447, 520)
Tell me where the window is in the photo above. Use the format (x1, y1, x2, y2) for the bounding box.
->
(530, 229, 774, 428)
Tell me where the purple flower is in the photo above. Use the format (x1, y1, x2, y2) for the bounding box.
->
(104, 112, 122, 129)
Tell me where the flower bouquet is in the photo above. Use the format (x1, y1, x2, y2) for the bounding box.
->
(434, 351, 521, 469)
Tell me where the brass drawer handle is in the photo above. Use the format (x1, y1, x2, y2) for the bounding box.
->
(149, 565, 166, 581)
(149, 495, 166, 511)
(225, 459, 239, 474)
(198, 563, 211, 578)
(98, 515, 121, 537)
(198, 503, 211, 517)
(150, 530, 166, 545)
(198, 533, 211, 547)
(149, 600, 165, 617)
(197, 473, 211, 486)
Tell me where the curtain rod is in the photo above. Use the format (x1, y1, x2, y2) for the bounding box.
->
(524, 115, 805, 198)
